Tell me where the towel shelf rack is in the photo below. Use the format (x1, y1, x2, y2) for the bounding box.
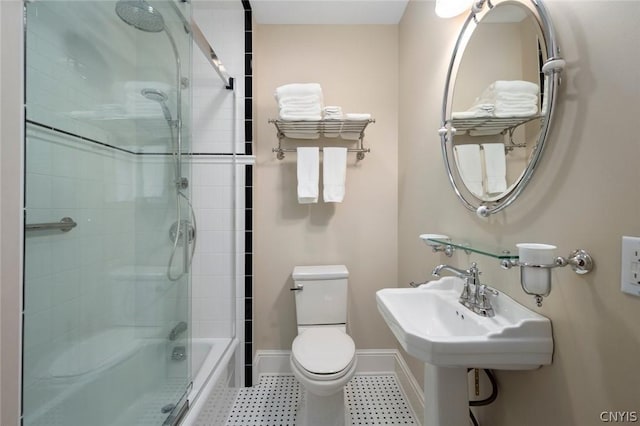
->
(269, 118, 374, 160)
(450, 114, 542, 135)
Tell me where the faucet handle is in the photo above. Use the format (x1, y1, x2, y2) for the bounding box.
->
(467, 263, 482, 284)
(478, 284, 499, 297)
(475, 285, 498, 317)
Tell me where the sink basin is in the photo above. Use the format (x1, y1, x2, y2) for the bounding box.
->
(376, 276, 553, 369)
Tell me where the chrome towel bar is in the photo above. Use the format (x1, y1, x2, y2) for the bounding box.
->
(25, 217, 77, 233)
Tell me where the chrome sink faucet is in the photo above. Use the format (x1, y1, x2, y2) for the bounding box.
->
(432, 262, 498, 317)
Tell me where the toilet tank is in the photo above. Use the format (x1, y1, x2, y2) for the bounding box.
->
(292, 265, 349, 327)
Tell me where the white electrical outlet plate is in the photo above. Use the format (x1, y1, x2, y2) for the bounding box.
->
(621, 236, 640, 297)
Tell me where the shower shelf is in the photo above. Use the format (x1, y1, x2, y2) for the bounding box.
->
(269, 118, 374, 160)
(450, 114, 542, 135)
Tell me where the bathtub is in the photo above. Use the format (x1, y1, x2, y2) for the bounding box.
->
(182, 337, 239, 425)
(25, 331, 183, 426)
(190, 337, 234, 400)
(23, 332, 237, 426)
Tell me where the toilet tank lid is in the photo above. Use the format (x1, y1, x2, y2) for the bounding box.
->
(292, 265, 349, 280)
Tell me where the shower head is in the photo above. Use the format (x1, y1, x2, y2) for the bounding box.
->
(141, 88, 172, 122)
(115, 0, 165, 33)
(141, 88, 168, 103)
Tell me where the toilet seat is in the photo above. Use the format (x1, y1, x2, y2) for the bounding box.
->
(292, 328, 355, 377)
(292, 353, 356, 382)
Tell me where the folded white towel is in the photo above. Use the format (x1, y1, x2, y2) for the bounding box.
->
(453, 144, 484, 198)
(279, 113, 323, 122)
(324, 114, 344, 120)
(494, 92, 538, 103)
(323, 147, 347, 203)
(482, 143, 507, 195)
(452, 109, 493, 119)
(284, 131, 320, 140)
(345, 113, 371, 121)
(486, 80, 539, 96)
(278, 95, 323, 109)
(275, 83, 323, 102)
(494, 106, 539, 118)
(276, 84, 324, 122)
(279, 106, 323, 116)
(470, 103, 496, 112)
(494, 99, 538, 110)
(297, 147, 319, 204)
(323, 105, 343, 121)
(323, 119, 343, 138)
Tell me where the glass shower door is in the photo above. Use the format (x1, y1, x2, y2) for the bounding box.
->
(22, 1, 193, 425)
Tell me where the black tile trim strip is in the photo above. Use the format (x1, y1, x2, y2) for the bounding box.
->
(244, 366, 252, 387)
(244, 165, 253, 386)
(243, 0, 253, 387)
(27, 120, 256, 158)
(27, 120, 136, 155)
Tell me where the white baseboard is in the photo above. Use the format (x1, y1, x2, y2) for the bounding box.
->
(253, 349, 424, 425)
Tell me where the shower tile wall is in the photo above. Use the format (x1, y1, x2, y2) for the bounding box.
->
(191, 0, 254, 386)
(25, 1, 178, 149)
(190, 160, 243, 340)
(24, 127, 136, 417)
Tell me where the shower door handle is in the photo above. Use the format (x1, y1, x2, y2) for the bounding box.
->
(25, 217, 77, 233)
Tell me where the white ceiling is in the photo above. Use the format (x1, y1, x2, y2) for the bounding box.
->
(249, 0, 411, 25)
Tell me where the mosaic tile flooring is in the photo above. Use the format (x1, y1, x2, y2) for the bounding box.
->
(195, 374, 418, 426)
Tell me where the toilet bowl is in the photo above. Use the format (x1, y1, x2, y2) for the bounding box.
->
(289, 265, 356, 426)
(290, 328, 356, 426)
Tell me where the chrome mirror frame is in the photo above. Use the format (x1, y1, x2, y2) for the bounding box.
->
(439, 0, 565, 217)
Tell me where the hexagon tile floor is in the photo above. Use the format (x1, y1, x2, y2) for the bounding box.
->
(194, 374, 418, 426)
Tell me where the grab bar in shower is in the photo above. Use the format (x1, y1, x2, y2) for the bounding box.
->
(25, 217, 77, 233)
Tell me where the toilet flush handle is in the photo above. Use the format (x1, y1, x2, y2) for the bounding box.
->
(290, 284, 303, 291)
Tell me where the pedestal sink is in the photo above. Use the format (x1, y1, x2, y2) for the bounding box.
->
(376, 277, 553, 426)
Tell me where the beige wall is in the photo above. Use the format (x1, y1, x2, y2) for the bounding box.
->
(254, 25, 399, 351)
(399, 1, 640, 425)
(0, 1, 24, 424)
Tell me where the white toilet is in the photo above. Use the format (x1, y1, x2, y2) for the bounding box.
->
(290, 265, 357, 426)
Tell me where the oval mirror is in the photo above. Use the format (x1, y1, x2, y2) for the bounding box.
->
(439, 0, 564, 217)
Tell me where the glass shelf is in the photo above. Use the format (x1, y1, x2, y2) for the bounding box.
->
(427, 237, 519, 260)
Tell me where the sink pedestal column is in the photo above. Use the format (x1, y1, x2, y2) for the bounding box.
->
(423, 364, 468, 426)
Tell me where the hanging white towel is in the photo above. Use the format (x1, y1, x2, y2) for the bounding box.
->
(323, 147, 347, 203)
(482, 143, 507, 195)
(453, 144, 484, 198)
(297, 147, 319, 204)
